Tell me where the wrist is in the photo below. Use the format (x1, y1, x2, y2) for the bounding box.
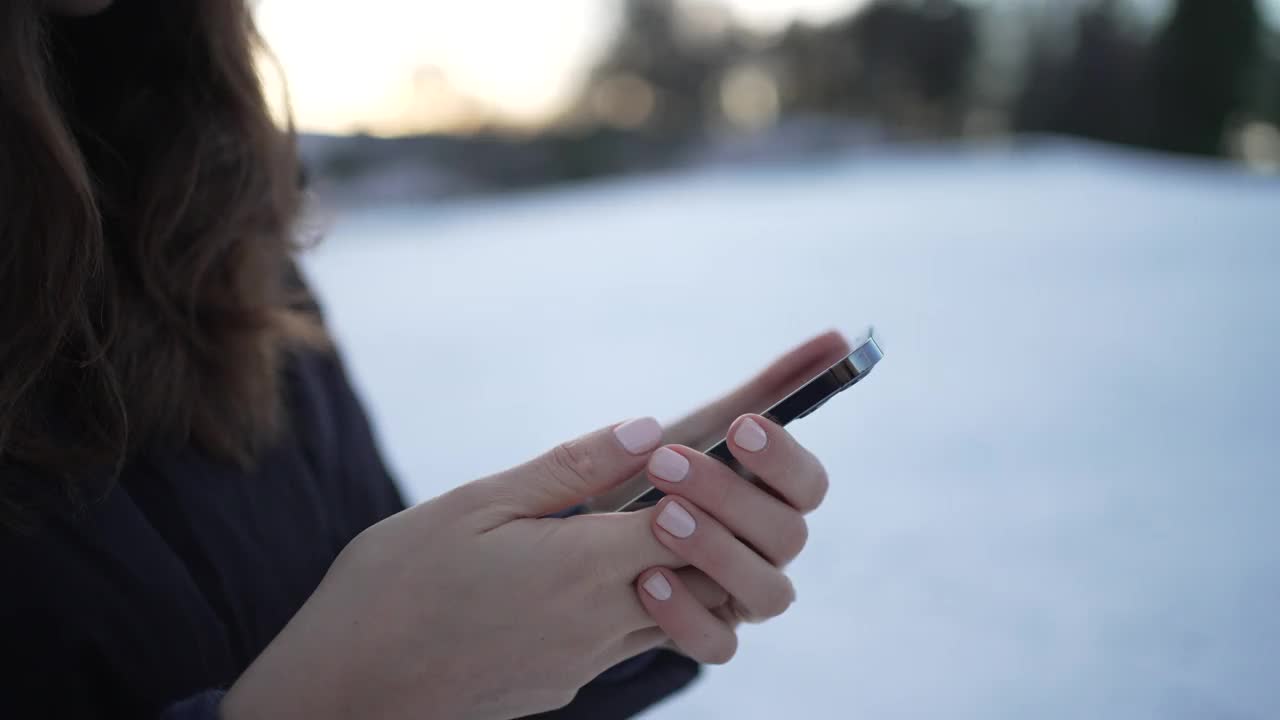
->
(220, 634, 347, 720)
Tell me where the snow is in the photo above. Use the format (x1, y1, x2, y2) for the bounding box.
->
(301, 142, 1280, 719)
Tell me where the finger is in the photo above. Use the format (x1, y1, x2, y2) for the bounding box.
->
(676, 567, 730, 609)
(596, 422, 821, 577)
(636, 569, 739, 665)
(666, 331, 852, 450)
(741, 330, 853, 408)
(650, 497, 796, 621)
(472, 418, 664, 524)
(713, 601, 744, 629)
(725, 415, 829, 514)
(648, 445, 809, 565)
(610, 627, 668, 667)
(585, 332, 851, 514)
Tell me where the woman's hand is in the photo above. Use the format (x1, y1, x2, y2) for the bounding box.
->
(222, 418, 712, 720)
(664, 330, 853, 451)
(636, 414, 831, 664)
(625, 332, 849, 664)
(586, 331, 850, 513)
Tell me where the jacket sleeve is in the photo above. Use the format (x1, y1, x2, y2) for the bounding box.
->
(523, 649, 700, 720)
(160, 691, 226, 720)
(0, 605, 104, 718)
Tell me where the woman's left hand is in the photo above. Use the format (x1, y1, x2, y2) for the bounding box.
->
(634, 412, 830, 664)
(580, 330, 846, 663)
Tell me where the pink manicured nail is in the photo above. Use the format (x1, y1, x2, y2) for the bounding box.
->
(733, 418, 768, 453)
(614, 417, 662, 455)
(657, 501, 696, 538)
(642, 572, 673, 601)
(649, 447, 689, 483)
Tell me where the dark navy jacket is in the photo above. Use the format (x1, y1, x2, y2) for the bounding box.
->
(0, 349, 698, 718)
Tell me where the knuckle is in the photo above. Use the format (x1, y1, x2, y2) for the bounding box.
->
(701, 462, 735, 512)
(441, 479, 510, 523)
(676, 531, 725, 575)
(796, 457, 829, 512)
(776, 514, 809, 563)
(544, 441, 596, 491)
(812, 460, 831, 506)
(758, 577, 796, 619)
(441, 481, 488, 513)
(680, 569, 730, 608)
(707, 581, 730, 608)
(704, 633, 739, 665)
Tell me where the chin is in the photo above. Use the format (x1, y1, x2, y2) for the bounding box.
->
(46, 0, 115, 16)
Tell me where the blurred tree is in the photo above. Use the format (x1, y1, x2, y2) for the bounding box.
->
(779, 0, 977, 137)
(858, 0, 978, 137)
(545, 0, 1277, 188)
(577, 0, 741, 137)
(1014, 1, 1148, 147)
(1148, 0, 1263, 156)
(1263, 36, 1280, 127)
(305, 0, 1280, 201)
(774, 21, 862, 117)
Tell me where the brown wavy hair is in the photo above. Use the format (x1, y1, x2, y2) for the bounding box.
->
(0, 0, 323, 530)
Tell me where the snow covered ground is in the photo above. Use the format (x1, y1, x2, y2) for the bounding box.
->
(302, 142, 1280, 719)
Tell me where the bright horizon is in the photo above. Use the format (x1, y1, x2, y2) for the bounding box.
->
(255, 0, 1279, 137)
(254, 0, 873, 136)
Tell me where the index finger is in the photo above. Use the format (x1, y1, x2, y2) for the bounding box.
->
(667, 331, 851, 450)
(724, 415, 829, 514)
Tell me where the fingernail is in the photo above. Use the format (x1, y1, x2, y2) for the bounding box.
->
(614, 417, 662, 455)
(643, 572, 673, 601)
(649, 447, 689, 483)
(657, 500, 696, 539)
(734, 418, 768, 453)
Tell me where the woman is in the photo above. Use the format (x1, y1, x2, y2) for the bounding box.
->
(0, 1, 849, 718)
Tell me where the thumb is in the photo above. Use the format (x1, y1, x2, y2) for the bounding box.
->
(477, 418, 664, 521)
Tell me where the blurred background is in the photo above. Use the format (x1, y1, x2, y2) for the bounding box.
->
(261, 1, 1280, 718)
(259, 0, 1280, 200)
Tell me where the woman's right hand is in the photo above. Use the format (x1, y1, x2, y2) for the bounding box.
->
(221, 417, 712, 720)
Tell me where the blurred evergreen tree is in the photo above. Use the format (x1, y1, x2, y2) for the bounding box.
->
(1148, 0, 1262, 156)
(564, 0, 1275, 171)
(853, 0, 978, 136)
(779, 0, 977, 137)
(582, 0, 739, 137)
(775, 20, 864, 117)
(1014, 1, 1148, 147)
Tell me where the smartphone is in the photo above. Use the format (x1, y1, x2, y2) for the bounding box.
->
(611, 331, 884, 513)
